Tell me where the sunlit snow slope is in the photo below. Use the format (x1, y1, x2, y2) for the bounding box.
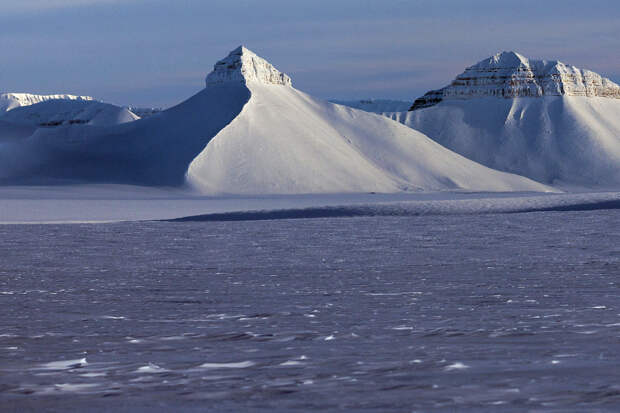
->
(389, 52, 620, 188)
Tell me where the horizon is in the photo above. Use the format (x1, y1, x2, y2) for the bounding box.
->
(1, 0, 619, 107)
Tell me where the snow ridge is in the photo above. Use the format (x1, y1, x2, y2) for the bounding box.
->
(205, 46, 292, 87)
(0, 93, 94, 113)
(410, 51, 620, 110)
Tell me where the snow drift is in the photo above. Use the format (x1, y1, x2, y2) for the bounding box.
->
(0, 47, 550, 193)
(388, 52, 620, 188)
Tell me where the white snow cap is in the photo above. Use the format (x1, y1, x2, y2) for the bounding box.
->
(411, 51, 620, 109)
(205, 46, 292, 87)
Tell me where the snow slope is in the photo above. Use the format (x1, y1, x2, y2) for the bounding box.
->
(390, 52, 620, 188)
(0, 83, 249, 185)
(188, 81, 550, 194)
(0, 93, 94, 113)
(0, 120, 37, 143)
(0, 46, 550, 193)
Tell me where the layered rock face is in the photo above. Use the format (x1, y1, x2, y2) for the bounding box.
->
(410, 51, 620, 110)
(205, 46, 292, 87)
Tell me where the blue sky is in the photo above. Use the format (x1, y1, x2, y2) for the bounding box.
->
(1, 0, 619, 107)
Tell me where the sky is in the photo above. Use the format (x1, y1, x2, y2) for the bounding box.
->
(1, 0, 619, 107)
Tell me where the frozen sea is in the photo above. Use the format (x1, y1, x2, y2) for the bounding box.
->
(1, 210, 619, 412)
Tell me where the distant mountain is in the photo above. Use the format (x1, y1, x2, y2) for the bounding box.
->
(387, 52, 620, 188)
(0, 46, 549, 193)
(329, 99, 411, 114)
(409, 51, 620, 110)
(1, 99, 138, 127)
(0, 93, 94, 113)
(0, 93, 138, 144)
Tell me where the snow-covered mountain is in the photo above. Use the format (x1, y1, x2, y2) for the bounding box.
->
(188, 47, 549, 193)
(0, 93, 94, 113)
(329, 99, 411, 114)
(1, 99, 138, 127)
(0, 46, 550, 193)
(409, 51, 620, 110)
(388, 52, 620, 188)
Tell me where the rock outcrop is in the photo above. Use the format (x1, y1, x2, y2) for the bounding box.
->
(205, 46, 292, 87)
(410, 51, 620, 110)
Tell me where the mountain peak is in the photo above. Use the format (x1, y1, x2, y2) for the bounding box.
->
(410, 52, 620, 110)
(476, 51, 529, 68)
(205, 46, 292, 87)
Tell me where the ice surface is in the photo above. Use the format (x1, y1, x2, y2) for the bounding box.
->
(135, 364, 168, 374)
(198, 361, 256, 369)
(1, 211, 618, 411)
(0, 185, 616, 224)
(39, 358, 88, 370)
